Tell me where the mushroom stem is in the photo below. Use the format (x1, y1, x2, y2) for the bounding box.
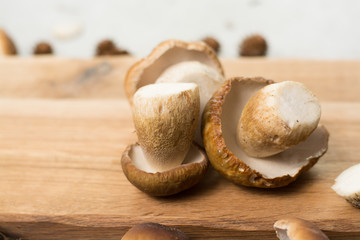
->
(132, 83, 199, 172)
(156, 61, 225, 145)
(237, 81, 321, 158)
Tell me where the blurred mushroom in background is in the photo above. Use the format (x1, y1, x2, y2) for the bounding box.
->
(201, 36, 220, 54)
(95, 39, 129, 56)
(33, 42, 54, 55)
(0, 28, 17, 55)
(239, 34, 267, 56)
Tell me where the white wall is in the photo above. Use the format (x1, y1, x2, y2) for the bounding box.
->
(1, 0, 359, 59)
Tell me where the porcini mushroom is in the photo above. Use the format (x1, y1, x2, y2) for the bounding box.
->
(122, 222, 189, 240)
(202, 77, 329, 188)
(274, 218, 329, 240)
(121, 83, 208, 196)
(332, 163, 360, 208)
(125, 39, 225, 145)
(0, 29, 17, 55)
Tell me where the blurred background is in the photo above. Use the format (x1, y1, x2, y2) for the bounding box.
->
(1, 0, 360, 59)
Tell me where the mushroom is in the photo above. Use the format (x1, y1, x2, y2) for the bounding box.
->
(332, 163, 360, 209)
(202, 77, 329, 188)
(274, 218, 329, 240)
(0, 29, 17, 56)
(121, 83, 208, 196)
(125, 39, 225, 146)
(239, 34, 267, 57)
(33, 42, 53, 55)
(122, 222, 189, 240)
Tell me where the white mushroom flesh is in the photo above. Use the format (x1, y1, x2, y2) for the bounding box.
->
(237, 81, 321, 158)
(221, 80, 328, 179)
(156, 61, 225, 145)
(132, 83, 200, 172)
(332, 163, 360, 208)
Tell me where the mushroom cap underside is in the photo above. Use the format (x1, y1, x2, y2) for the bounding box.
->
(125, 39, 224, 105)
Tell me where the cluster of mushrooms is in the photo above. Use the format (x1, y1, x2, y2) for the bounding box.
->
(121, 39, 331, 195)
(121, 218, 330, 240)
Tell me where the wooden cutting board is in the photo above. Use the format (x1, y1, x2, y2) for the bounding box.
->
(0, 56, 359, 239)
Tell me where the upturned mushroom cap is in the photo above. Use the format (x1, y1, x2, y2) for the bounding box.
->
(122, 222, 189, 240)
(0, 29, 17, 55)
(237, 81, 321, 158)
(274, 218, 329, 240)
(332, 163, 360, 208)
(125, 39, 224, 105)
(202, 77, 329, 188)
(121, 142, 208, 196)
(132, 83, 199, 171)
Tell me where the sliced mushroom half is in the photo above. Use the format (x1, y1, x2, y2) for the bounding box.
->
(332, 163, 360, 208)
(202, 77, 329, 188)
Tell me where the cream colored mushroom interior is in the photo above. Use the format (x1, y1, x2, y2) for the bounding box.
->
(221, 80, 328, 179)
(130, 144, 204, 173)
(332, 163, 360, 197)
(137, 46, 219, 89)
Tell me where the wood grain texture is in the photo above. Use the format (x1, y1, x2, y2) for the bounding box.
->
(0, 57, 359, 239)
(0, 56, 360, 101)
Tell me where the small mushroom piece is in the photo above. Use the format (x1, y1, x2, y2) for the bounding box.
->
(125, 39, 224, 105)
(0, 29, 17, 55)
(122, 222, 190, 240)
(332, 163, 360, 208)
(122, 83, 209, 196)
(202, 77, 329, 188)
(237, 81, 321, 158)
(274, 218, 329, 240)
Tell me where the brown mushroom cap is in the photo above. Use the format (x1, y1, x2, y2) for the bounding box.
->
(0, 29, 17, 55)
(121, 142, 208, 196)
(33, 42, 53, 55)
(122, 222, 189, 240)
(124, 39, 224, 105)
(274, 218, 329, 240)
(202, 77, 329, 188)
